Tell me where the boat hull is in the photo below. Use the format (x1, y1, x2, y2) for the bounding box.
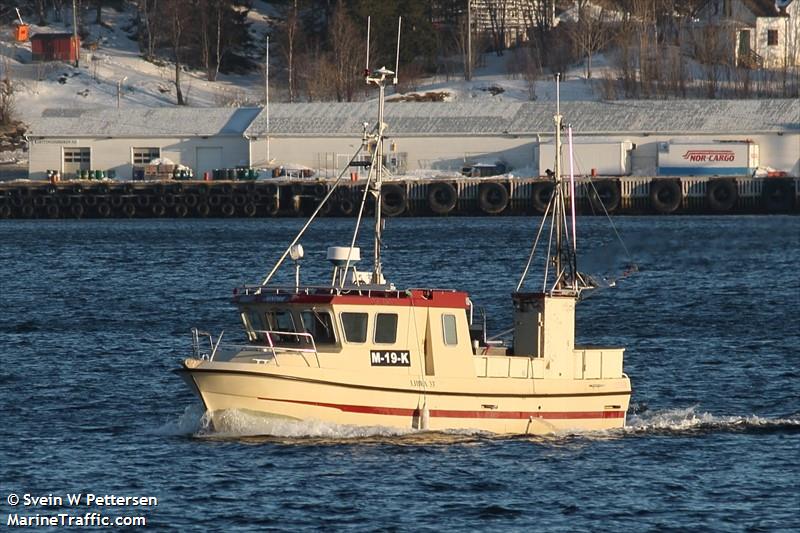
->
(178, 365, 631, 435)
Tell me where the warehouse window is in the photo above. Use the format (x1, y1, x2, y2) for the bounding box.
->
(63, 147, 90, 164)
(767, 30, 778, 46)
(132, 147, 160, 165)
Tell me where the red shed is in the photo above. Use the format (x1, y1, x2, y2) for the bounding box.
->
(30, 33, 80, 62)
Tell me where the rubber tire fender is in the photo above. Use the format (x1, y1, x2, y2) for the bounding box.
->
(531, 182, 554, 214)
(650, 179, 682, 214)
(196, 203, 211, 217)
(478, 182, 509, 214)
(707, 179, 738, 212)
(121, 203, 136, 218)
(427, 182, 457, 215)
(97, 202, 112, 218)
(243, 202, 257, 217)
(264, 196, 279, 216)
(589, 180, 621, 213)
(174, 203, 188, 217)
(381, 183, 408, 217)
(71, 203, 85, 219)
(762, 178, 794, 212)
(152, 203, 167, 217)
(221, 202, 236, 217)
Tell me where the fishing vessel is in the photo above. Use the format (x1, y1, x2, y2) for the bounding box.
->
(176, 26, 631, 435)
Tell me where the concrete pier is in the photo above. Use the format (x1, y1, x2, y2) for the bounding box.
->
(0, 176, 797, 219)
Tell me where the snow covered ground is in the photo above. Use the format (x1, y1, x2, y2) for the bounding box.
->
(3, 2, 613, 128)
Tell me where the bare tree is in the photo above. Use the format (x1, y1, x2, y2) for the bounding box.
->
(328, 0, 360, 102)
(0, 58, 16, 126)
(137, 0, 159, 61)
(164, 0, 189, 105)
(279, 0, 301, 103)
(486, 0, 509, 56)
(569, 4, 615, 79)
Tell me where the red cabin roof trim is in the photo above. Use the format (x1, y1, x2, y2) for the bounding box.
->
(233, 288, 471, 310)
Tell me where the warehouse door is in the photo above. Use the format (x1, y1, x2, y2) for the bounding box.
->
(63, 147, 90, 178)
(196, 147, 223, 179)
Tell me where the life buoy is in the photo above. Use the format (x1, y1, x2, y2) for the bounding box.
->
(152, 203, 166, 217)
(531, 182, 554, 214)
(136, 194, 150, 208)
(46, 204, 60, 218)
(707, 179, 738, 212)
(382, 184, 407, 217)
(264, 197, 279, 216)
(243, 202, 257, 217)
(589, 180, 621, 213)
(221, 202, 235, 217)
(174, 203, 188, 217)
(196, 203, 210, 217)
(184, 193, 198, 207)
(762, 178, 794, 212)
(21, 204, 35, 218)
(650, 179, 682, 214)
(121, 202, 136, 218)
(97, 202, 112, 218)
(478, 182, 509, 214)
(427, 182, 457, 214)
(71, 203, 85, 218)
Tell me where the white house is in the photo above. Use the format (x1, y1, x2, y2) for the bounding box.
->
(696, 0, 800, 68)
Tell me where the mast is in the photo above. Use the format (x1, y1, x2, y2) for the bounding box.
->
(553, 75, 563, 289)
(363, 17, 401, 285)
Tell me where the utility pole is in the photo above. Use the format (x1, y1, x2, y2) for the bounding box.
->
(265, 34, 270, 164)
(117, 76, 127, 108)
(466, 0, 472, 81)
(72, 0, 79, 68)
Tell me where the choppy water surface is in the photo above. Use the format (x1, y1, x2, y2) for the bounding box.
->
(1, 216, 798, 531)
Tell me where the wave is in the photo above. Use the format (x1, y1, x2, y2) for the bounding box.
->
(153, 404, 799, 444)
(622, 406, 800, 436)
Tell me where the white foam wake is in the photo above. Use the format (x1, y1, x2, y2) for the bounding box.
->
(624, 406, 800, 434)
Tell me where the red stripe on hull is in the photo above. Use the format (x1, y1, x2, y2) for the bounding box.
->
(258, 397, 625, 420)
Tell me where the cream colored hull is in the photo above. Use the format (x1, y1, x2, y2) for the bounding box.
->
(179, 363, 631, 435)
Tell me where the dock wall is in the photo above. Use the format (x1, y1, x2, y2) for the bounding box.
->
(0, 177, 797, 219)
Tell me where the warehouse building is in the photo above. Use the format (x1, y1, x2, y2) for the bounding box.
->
(26, 99, 799, 180)
(245, 99, 800, 178)
(26, 107, 260, 180)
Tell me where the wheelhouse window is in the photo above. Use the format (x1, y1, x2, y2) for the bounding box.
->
(374, 313, 398, 344)
(767, 30, 778, 46)
(133, 147, 160, 165)
(442, 314, 458, 346)
(266, 309, 299, 344)
(341, 312, 368, 343)
(301, 309, 336, 345)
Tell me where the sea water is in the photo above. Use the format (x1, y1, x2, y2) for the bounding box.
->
(1, 216, 798, 531)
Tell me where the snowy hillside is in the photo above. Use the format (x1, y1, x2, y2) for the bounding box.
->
(3, 1, 609, 128)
